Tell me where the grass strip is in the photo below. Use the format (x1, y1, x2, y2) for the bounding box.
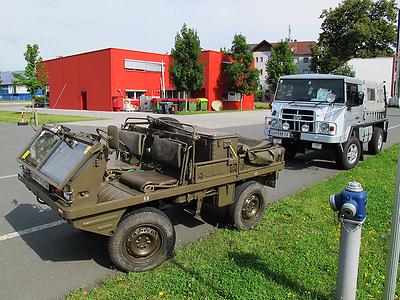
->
(68, 145, 399, 300)
(0, 111, 106, 124)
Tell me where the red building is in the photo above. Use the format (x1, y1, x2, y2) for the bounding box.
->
(44, 48, 254, 111)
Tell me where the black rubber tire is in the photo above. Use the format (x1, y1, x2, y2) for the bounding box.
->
(336, 136, 361, 170)
(228, 181, 269, 230)
(368, 127, 384, 155)
(148, 117, 183, 132)
(284, 145, 297, 160)
(108, 207, 175, 272)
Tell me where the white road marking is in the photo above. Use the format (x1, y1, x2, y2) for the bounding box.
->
(0, 220, 67, 242)
(0, 174, 17, 180)
(389, 124, 400, 130)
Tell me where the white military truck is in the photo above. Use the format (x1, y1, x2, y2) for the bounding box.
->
(265, 74, 388, 169)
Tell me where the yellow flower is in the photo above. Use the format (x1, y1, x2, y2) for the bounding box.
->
(159, 291, 164, 297)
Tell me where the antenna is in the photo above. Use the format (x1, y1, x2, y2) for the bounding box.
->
(288, 24, 292, 42)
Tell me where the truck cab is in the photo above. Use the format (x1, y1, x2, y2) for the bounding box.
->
(265, 74, 388, 169)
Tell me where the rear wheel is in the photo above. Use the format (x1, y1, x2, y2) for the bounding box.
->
(108, 207, 175, 272)
(228, 181, 268, 230)
(368, 127, 383, 155)
(336, 137, 361, 170)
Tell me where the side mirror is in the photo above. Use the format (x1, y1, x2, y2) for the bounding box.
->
(107, 125, 120, 150)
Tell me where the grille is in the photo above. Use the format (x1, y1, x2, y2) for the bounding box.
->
(281, 109, 315, 132)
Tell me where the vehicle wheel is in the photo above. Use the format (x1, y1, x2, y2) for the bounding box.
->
(336, 137, 361, 170)
(108, 207, 175, 272)
(228, 181, 268, 230)
(149, 117, 183, 132)
(368, 127, 383, 155)
(284, 146, 297, 160)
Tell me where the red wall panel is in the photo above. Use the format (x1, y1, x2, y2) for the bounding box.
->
(110, 49, 172, 110)
(44, 49, 112, 111)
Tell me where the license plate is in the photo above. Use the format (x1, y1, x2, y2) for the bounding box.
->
(31, 173, 49, 190)
(269, 129, 292, 138)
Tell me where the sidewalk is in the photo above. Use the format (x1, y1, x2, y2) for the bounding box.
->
(0, 105, 271, 128)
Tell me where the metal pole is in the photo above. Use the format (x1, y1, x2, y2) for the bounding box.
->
(383, 149, 400, 300)
(336, 219, 362, 300)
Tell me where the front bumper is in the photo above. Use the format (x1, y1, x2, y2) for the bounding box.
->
(18, 172, 73, 220)
(266, 128, 341, 144)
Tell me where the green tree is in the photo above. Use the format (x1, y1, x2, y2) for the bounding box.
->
(331, 64, 356, 77)
(310, 0, 397, 73)
(227, 34, 260, 109)
(13, 44, 48, 105)
(266, 40, 297, 93)
(170, 24, 204, 97)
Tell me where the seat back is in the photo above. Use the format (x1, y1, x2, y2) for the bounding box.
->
(119, 130, 145, 156)
(151, 136, 182, 168)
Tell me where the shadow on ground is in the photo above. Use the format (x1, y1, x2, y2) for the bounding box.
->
(228, 252, 334, 300)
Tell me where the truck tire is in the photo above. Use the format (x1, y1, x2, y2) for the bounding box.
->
(282, 142, 298, 160)
(108, 207, 175, 272)
(228, 181, 268, 230)
(368, 127, 383, 155)
(336, 136, 361, 170)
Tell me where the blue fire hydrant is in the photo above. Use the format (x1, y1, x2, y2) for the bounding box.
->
(329, 181, 367, 300)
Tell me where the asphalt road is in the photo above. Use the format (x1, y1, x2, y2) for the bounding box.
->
(1, 108, 400, 300)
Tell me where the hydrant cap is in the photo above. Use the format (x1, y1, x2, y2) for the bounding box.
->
(345, 181, 363, 193)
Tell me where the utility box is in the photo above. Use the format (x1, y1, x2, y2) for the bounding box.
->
(195, 129, 239, 162)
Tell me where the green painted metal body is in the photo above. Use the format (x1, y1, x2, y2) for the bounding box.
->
(17, 117, 285, 237)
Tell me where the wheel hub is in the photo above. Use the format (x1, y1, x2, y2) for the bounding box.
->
(125, 226, 161, 259)
(242, 194, 261, 222)
(347, 144, 358, 165)
(377, 134, 383, 150)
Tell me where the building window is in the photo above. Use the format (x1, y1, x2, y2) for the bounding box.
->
(126, 90, 146, 99)
(294, 58, 298, 63)
(222, 92, 242, 101)
(256, 57, 259, 63)
(260, 69, 263, 75)
(260, 57, 263, 63)
(303, 57, 309, 63)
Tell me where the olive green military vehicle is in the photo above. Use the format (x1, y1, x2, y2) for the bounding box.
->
(17, 116, 284, 272)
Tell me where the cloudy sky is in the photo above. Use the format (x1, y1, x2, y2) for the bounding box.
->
(1, 0, 345, 70)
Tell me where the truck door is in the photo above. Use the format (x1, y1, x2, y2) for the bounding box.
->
(345, 83, 364, 126)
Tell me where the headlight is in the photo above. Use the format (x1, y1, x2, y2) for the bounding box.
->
(320, 122, 336, 135)
(320, 123, 330, 133)
(282, 122, 290, 130)
(301, 124, 309, 132)
(271, 119, 279, 128)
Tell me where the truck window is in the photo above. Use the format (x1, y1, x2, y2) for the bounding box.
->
(367, 88, 376, 101)
(275, 79, 344, 103)
(346, 83, 359, 106)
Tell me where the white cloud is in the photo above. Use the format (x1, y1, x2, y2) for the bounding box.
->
(0, 0, 342, 70)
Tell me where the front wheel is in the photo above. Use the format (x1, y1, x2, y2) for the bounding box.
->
(108, 207, 175, 272)
(228, 181, 269, 230)
(368, 127, 383, 155)
(336, 137, 361, 170)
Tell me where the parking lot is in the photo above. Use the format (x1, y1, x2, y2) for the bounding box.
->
(1, 108, 400, 300)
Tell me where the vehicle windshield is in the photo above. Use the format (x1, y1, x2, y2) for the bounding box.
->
(21, 130, 61, 167)
(275, 79, 344, 103)
(40, 138, 91, 185)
